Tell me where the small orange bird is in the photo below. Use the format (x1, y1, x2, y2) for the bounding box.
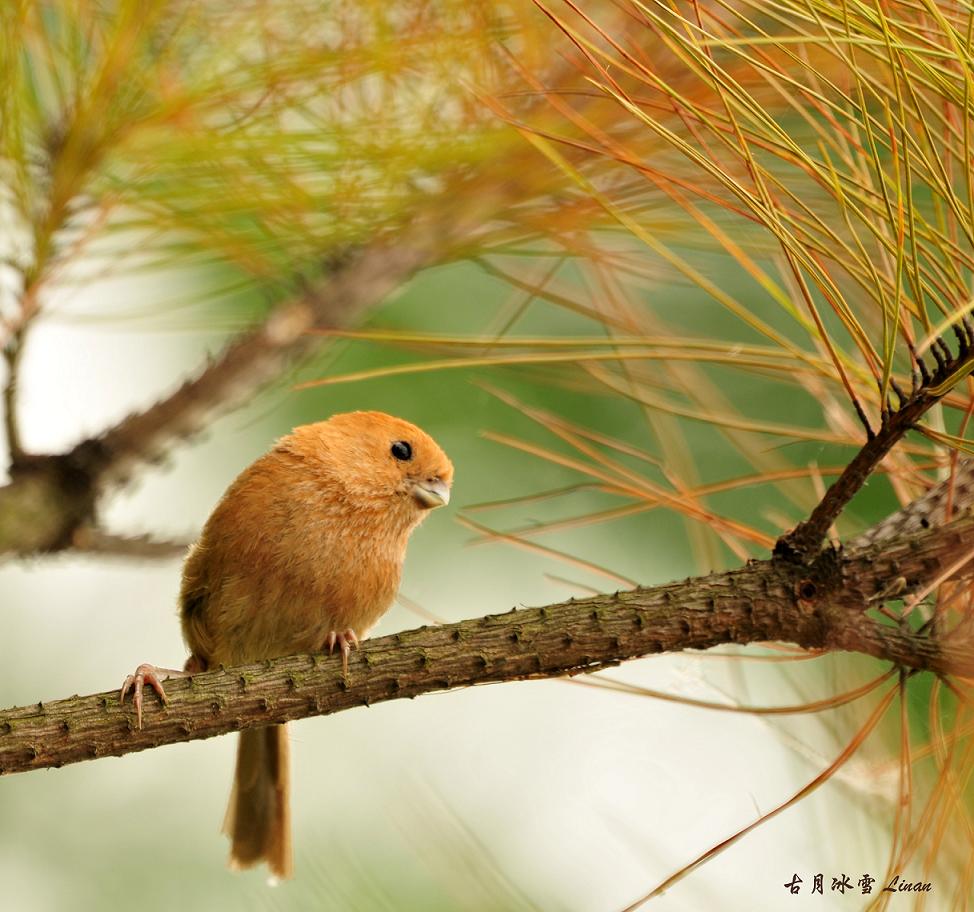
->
(121, 411, 453, 878)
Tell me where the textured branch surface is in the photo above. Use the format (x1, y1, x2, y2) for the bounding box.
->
(777, 396, 946, 561)
(4, 513, 973, 776)
(847, 458, 974, 550)
(776, 333, 974, 562)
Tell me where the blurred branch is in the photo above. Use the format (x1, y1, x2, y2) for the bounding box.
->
(0, 202, 477, 558)
(69, 526, 189, 560)
(847, 459, 974, 551)
(1, 328, 25, 466)
(4, 511, 974, 776)
(83, 238, 432, 488)
(1, 3, 544, 560)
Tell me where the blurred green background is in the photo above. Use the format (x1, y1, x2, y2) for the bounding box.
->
(2, 2, 964, 909)
(0, 256, 902, 912)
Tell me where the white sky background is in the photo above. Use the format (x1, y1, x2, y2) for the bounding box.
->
(0, 268, 901, 912)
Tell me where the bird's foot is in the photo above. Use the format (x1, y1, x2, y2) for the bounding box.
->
(325, 629, 359, 674)
(120, 663, 185, 730)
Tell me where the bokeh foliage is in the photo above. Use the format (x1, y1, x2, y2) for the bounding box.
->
(3, 1, 974, 909)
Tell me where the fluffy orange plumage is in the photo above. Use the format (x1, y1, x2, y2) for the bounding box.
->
(122, 411, 453, 878)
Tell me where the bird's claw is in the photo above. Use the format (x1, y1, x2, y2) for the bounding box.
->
(120, 663, 171, 730)
(325, 629, 359, 674)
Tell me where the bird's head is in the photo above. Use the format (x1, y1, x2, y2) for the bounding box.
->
(279, 411, 453, 525)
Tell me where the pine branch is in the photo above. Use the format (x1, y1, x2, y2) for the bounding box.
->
(0, 223, 444, 558)
(775, 335, 974, 563)
(68, 527, 190, 560)
(1, 327, 26, 467)
(83, 240, 432, 490)
(846, 459, 974, 551)
(0, 241, 412, 556)
(0, 177, 519, 559)
(775, 396, 936, 561)
(4, 511, 973, 776)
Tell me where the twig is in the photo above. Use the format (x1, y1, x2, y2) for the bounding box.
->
(69, 526, 190, 560)
(776, 337, 974, 562)
(2, 327, 27, 466)
(775, 395, 937, 560)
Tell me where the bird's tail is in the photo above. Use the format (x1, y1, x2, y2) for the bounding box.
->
(223, 723, 292, 879)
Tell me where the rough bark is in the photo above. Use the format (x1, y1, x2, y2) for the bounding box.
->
(775, 330, 974, 562)
(3, 512, 973, 776)
(847, 457, 974, 550)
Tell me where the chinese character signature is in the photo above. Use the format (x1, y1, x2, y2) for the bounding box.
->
(784, 873, 932, 896)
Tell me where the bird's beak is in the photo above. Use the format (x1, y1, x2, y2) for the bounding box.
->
(412, 478, 450, 509)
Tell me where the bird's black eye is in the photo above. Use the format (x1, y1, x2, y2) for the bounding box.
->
(391, 440, 413, 461)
